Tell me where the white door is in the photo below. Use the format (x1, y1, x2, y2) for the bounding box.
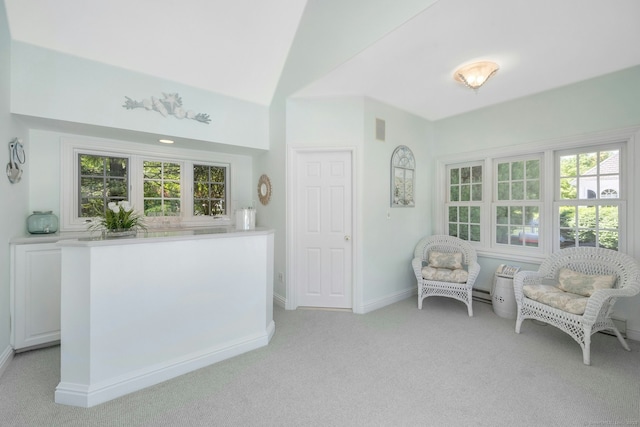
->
(295, 150, 353, 308)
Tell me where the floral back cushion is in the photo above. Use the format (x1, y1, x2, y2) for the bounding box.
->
(557, 268, 616, 297)
(428, 251, 463, 270)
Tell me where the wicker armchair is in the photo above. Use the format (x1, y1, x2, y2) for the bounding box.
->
(412, 235, 481, 316)
(514, 247, 640, 365)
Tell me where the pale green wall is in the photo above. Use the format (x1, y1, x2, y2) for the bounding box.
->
(0, 4, 28, 368)
(362, 98, 432, 305)
(263, 0, 440, 310)
(432, 66, 640, 333)
(3, 0, 640, 362)
(11, 42, 269, 151)
(434, 66, 640, 153)
(285, 96, 433, 310)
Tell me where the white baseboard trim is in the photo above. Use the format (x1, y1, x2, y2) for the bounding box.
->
(55, 331, 272, 408)
(266, 320, 276, 342)
(358, 287, 416, 314)
(273, 293, 286, 309)
(0, 345, 14, 379)
(626, 327, 639, 342)
(276, 289, 416, 314)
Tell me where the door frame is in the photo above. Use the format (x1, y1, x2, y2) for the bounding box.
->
(286, 146, 361, 312)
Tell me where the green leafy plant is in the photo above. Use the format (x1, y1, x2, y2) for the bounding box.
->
(88, 201, 146, 232)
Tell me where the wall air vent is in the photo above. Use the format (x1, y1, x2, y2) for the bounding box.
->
(375, 118, 386, 141)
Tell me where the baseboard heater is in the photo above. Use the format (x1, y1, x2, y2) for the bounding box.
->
(472, 289, 492, 304)
(602, 317, 627, 338)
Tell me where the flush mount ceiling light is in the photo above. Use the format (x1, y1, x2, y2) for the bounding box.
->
(453, 61, 499, 91)
(158, 139, 174, 144)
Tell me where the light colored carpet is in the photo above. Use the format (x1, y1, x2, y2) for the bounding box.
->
(1, 297, 639, 426)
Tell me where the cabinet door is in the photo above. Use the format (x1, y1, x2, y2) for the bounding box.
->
(12, 243, 61, 350)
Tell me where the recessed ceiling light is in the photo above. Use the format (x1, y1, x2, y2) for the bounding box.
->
(158, 139, 174, 144)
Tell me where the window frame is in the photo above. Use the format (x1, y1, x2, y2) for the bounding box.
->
(444, 161, 485, 244)
(140, 157, 184, 219)
(435, 128, 637, 263)
(193, 163, 230, 218)
(77, 151, 130, 219)
(61, 137, 234, 231)
(491, 154, 544, 256)
(553, 143, 626, 252)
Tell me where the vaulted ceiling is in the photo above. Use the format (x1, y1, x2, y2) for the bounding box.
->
(5, 0, 640, 121)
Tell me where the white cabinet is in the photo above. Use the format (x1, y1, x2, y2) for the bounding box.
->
(10, 242, 61, 350)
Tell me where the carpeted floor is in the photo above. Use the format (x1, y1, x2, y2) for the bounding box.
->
(1, 297, 639, 426)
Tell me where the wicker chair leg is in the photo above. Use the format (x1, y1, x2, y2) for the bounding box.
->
(583, 333, 591, 365)
(466, 300, 473, 317)
(612, 328, 631, 351)
(515, 316, 523, 334)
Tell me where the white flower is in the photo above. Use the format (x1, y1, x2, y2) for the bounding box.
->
(186, 110, 195, 119)
(108, 202, 120, 213)
(142, 98, 153, 110)
(120, 201, 133, 212)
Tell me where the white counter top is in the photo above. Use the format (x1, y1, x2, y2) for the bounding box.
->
(10, 231, 89, 244)
(11, 226, 272, 245)
(58, 227, 273, 247)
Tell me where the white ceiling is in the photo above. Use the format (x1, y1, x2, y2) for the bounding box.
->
(5, 0, 640, 121)
(3, 0, 307, 106)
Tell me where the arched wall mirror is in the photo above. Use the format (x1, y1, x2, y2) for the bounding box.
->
(391, 145, 415, 207)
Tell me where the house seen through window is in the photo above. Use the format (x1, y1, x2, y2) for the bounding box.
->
(442, 141, 625, 254)
(557, 148, 620, 250)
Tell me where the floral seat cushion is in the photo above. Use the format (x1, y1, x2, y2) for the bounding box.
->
(522, 284, 588, 315)
(421, 266, 469, 283)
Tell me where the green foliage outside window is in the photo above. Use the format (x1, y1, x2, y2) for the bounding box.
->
(193, 165, 227, 216)
(559, 205, 618, 250)
(558, 149, 619, 250)
(79, 154, 128, 217)
(143, 161, 181, 216)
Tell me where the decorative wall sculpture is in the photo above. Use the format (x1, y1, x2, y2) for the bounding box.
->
(123, 93, 211, 124)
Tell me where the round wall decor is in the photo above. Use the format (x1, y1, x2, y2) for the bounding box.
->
(257, 174, 272, 205)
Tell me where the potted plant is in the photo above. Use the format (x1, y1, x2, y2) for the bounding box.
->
(88, 201, 146, 237)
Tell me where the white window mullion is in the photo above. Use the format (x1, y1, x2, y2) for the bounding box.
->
(129, 155, 143, 217)
(183, 161, 194, 222)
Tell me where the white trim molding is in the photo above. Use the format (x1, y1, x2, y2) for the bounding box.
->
(0, 346, 14, 379)
(359, 287, 416, 314)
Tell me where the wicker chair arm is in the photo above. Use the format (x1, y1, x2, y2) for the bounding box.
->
(467, 262, 481, 287)
(411, 257, 423, 282)
(513, 271, 546, 303)
(582, 284, 640, 323)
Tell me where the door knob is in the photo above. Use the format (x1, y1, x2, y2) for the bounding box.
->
(344, 235, 351, 241)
